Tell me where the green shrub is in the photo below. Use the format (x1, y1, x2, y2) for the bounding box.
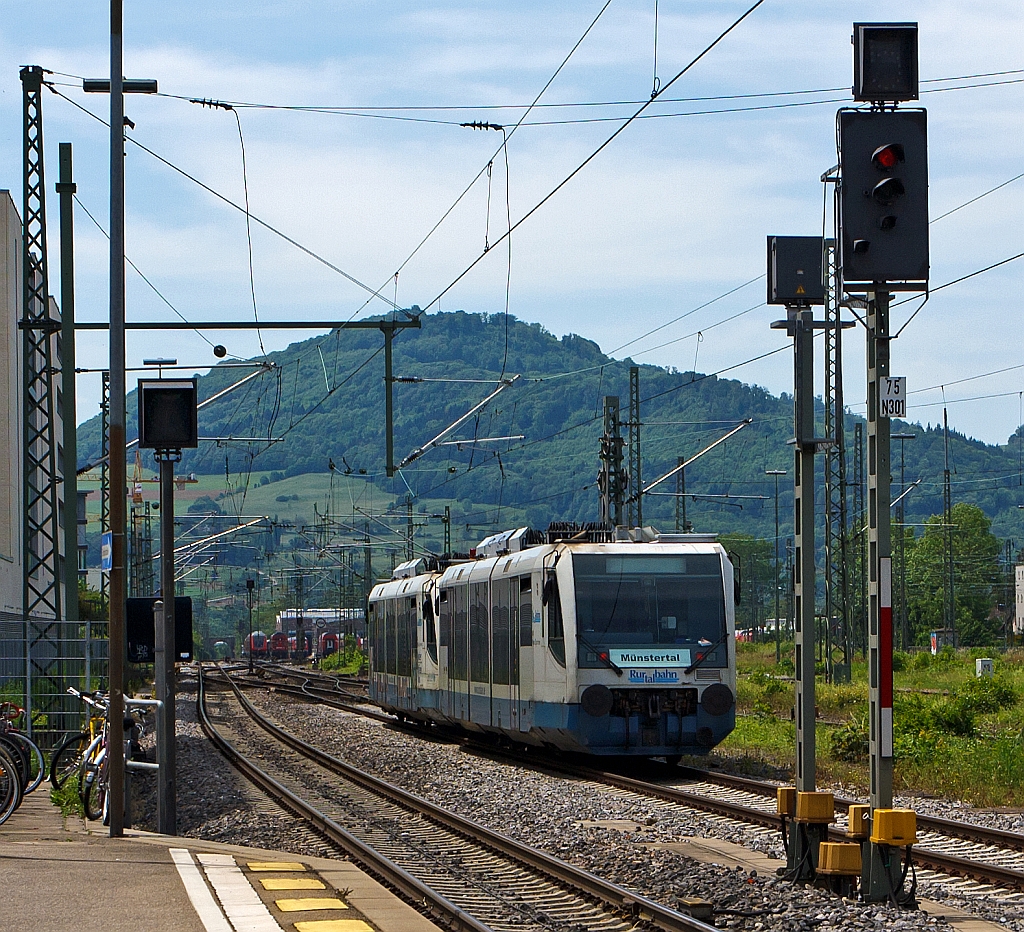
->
(911, 651, 932, 671)
(892, 651, 910, 673)
(953, 676, 1017, 714)
(828, 715, 869, 762)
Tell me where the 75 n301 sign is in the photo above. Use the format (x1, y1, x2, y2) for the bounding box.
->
(880, 376, 907, 419)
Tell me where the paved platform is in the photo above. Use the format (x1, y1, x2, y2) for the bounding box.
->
(0, 790, 442, 932)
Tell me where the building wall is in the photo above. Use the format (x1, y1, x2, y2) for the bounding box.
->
(0, 191, 23, 617)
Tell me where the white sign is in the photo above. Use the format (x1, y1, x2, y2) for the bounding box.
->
(879, 376, 906, 418)
(610, 648, 691, 668)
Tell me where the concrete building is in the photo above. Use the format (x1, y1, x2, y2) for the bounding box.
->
(0, 190, 25, 620)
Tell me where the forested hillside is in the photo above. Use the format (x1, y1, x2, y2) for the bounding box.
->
(77, 310, 1024, 544)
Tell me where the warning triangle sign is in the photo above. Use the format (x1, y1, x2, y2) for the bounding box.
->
(795, 284, 806, 295)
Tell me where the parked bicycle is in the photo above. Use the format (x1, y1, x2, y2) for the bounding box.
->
(0, 701, 45, 796)
(58, 687, 156, 824)
(0, 741, 23, 825)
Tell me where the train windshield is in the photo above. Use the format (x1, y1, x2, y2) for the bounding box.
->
(573, 553, 726, 665)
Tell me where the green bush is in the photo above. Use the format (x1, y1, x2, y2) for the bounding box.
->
(829, 715, 869, 762)
(892, 651, 910, 673)
(954, 676, 1017, 714)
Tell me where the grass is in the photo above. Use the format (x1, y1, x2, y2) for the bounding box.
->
(51, 779, 83, 820)
(715, 641, 1024, 806)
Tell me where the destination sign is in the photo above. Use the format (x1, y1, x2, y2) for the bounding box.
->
(610, 648, 691, 668)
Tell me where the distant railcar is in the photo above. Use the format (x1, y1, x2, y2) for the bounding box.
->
(246, 631, 268, 658)
(368, 529, 737, 759)
(269, 631, 289, 660)
(319, 632, 340, 657)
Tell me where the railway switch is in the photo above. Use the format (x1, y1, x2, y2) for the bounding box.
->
(795, 791, 835, 824)
(776, 786, 796, 817)
(869, 808, 917, 846)
(846, 804, 871, 840)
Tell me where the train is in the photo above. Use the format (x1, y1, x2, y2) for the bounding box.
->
(368, 526, 737, 759)
(246, 631, 268, 658)
(319, 631, 340, 657)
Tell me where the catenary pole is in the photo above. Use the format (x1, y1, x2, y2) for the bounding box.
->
(107, 0, 126, 838)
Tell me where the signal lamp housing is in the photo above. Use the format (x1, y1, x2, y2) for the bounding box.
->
(853, 23, 919, 102)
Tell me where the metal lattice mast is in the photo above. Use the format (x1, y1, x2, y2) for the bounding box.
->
(627, 366, 641, 528)
(100, 371, 110, 609)
(822, 242, 851, 680)
(943, 408, 956, 644)
(598, 396, 625, 527)
(20, 67, 65, 742)
(21, 67, 63, 623)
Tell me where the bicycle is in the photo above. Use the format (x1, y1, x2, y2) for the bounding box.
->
(0, 702, 45, 796)
(0, 741, 23, 825)
(71, 690, 154, 824)
(49, 689, 106, 791)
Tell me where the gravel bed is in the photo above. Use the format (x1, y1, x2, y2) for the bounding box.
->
(129, 676, 335, 859)
(245, 692, 965, 932)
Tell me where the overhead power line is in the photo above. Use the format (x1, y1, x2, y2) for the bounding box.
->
(45, 82, 400, 311)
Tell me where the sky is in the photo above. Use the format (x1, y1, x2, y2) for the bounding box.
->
(0, 1, 1021, 445)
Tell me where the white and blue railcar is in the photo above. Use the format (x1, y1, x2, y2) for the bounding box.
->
(368, 529, 737, 758)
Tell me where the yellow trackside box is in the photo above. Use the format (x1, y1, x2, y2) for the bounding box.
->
(846, 804, 871, 839)
(817, 842, 863, 876)
(777, 786, 796, 817)
(870, 808, 917, 846)
(795, 791, 835, 823)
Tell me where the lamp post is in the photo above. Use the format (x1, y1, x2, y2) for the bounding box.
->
(766, 469, 787, 663)
(247, 577, 255, 675)
(891, 432, 916, 650)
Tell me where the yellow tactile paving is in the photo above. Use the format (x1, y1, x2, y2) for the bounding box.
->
(259, 878, 326, 891)
(248, 861, 308, 872)
(293, 922, 373, 932)
(276, 898, 349, 912)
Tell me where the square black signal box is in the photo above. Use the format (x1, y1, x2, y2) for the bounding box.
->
(138, 378, 198, 450)
(767, 236, 826, 306)
(126, 596, 194, 663)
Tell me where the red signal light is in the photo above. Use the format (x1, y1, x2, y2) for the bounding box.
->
(871, 143, 904, 171)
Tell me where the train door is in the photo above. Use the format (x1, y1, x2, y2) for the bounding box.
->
(469, 581, 489, 725)
(453, 584, 470, 721)
(517, 575, 534, 731)
(438, 588, 451, 718)
(489, 575, 514, 729)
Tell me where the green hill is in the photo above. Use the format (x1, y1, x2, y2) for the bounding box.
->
(77, 309, 1024, 547)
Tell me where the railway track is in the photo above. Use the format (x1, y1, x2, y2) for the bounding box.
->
(199, 665, 718, 932)
(224, 663, 1024, 896)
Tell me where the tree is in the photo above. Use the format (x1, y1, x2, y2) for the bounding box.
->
(905, 502, 1001, 646)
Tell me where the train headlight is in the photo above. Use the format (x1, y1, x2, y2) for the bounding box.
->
(580, 684, 614, 717)
(700, 683, 734, 716)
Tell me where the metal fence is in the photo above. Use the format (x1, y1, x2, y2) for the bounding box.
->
(0, 615, 108, 749)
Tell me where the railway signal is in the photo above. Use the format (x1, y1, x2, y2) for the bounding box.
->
(838, 109, 928, 286)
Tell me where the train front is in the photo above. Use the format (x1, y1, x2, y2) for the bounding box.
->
(567, 541, 736, 757)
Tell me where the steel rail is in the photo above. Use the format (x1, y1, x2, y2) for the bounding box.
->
(221, 666, 1024, 892)
(196, 666, 494, 932)
(674, 766, 1024, 853)
(215, 666, 719, 932)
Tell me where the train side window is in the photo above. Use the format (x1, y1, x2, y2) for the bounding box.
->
(397, 598, 411, 677)
(470, 581, 490, 683)
(519, 576, 532, 648)
(492, 577, 511, 685)
(424, 592, 438, 663)
(385, 599, 398, 675)
(509, 580, 519, 686)
(454, 585, 468, 680)
(543, 573, 566, 666)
